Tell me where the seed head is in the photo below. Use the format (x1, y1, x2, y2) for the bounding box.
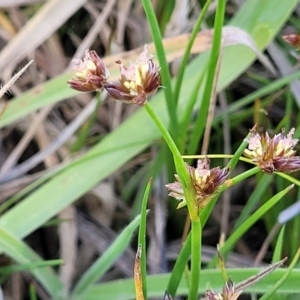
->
(165, 157, 230, 208)
(68, 50, 109, 92)
(104, 45, 161, 105)
(244, 128, 300, 173)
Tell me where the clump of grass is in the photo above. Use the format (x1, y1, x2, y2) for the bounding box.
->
(0, 0, 300, 299)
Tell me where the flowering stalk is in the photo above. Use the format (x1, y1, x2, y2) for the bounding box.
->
(144, 102, 201, 300)
(144, 102, 197, 219)
(141, 0, 178, 136)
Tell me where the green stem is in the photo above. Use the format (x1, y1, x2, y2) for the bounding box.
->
(145, 101, 201, 300)
(276, 172, 300, 187)
(141, 0, 178, 137)
(144, 102, 197, 220)
(227, 166, 260, 186)
(167, 166, 261, 297)
(182, 154, 253, 164)
(189, 218, 202, 300)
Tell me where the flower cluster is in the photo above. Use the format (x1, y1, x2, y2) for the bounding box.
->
(67, 50, 109, 92)
(204, 279, 242, 300)
(68, 46, 161, 105)
(105, 47, 161, 105)
(244, 128, 300, 173)
(165, 157, 230, 208)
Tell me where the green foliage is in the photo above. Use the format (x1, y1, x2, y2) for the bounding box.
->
(0, 0, 300, 299)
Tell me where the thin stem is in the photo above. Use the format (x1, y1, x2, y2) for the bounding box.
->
(141, 0, 178, 138)
(276, 171, 300, 187)
(182, 154, 254, 164)
(144, 102, 197, 220)
(145, 101, 201, 300)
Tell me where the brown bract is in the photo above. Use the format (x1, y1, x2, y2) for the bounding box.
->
(104, 45, 161, 105)
(244, 128, 300, 173)
(165, 157, 230, 208)
(282, 34, 300, 49)
(67, 50, 109, 92)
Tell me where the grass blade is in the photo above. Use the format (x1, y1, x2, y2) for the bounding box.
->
(0, 226, 64, 299)
(71, 214, 141, 298)
(209, 184, 294, 267)
(137, 179, 152, 299)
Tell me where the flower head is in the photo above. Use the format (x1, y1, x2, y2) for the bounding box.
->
(165, 157, 230, 208)
(204, 279, 242, 300)
(68, 50, 109, 92)
(244, 128, 300, 173)
(282, 34, 300, 49)
(104, 45, 161, 105)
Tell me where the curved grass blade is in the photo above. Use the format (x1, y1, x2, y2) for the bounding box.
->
(0, 226, 65, 299)
(71, 214, 141, 298)
(0, 260, 63, 276)
(173, 0, 212, 104)
(258, 247, 300, 300)
(187, 0, 225, 155)
(272, 224, 285, 263)
(209, 184, 294, 267)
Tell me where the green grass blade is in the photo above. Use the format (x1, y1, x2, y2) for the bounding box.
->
(137, 179, 152, 299)
(187, 0, 225, 155)
(0, 260, 63, 275)
(209, 184, 294, 267)
(233, 174, 273, 230)
(173, 0, 211, 103)
(259, 247, 300, 300)
(214, 70, 300, 124)
(179, 63, 208, 153)
(84, 268, 300, 300)
(0, 226, 65, 299)
(273, 225, 285, 263)
(167, 232, 191, 297)
(71, 214, 141, 298)
(29, 283, 38, 300)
